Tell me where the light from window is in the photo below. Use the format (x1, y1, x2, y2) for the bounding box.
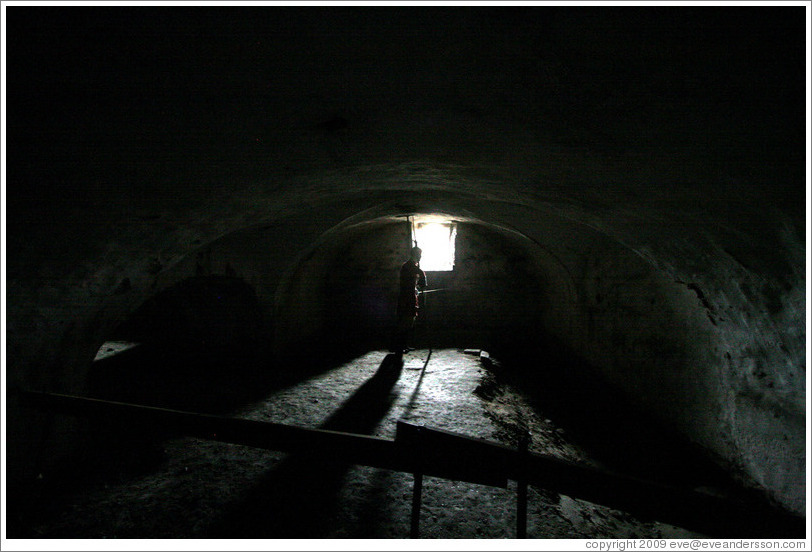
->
(93, 341, 141, 362)
(413, 219, 456, 271)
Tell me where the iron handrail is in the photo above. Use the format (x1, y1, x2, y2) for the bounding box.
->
(16, 389, 805, 538)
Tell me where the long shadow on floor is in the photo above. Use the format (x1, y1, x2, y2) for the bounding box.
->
(14, 342, 369, 539)
(206, 353, 403, 538)
(83, 337, 371, 472)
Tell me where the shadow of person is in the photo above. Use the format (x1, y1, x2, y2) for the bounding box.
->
(321, 352, 403, 434)
(207, 353, 403, 538)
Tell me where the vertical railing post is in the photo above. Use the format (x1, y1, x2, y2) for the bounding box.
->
(410, 471, 423, 538)
(409, 424, 425, 539)
(516, 430, 530, 538)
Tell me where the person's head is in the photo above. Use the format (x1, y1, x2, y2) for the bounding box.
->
(410, 245, 422, 262)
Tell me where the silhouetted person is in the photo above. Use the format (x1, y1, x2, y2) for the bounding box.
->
(392, 245, 426, 354)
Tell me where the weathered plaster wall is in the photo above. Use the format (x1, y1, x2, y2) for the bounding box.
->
(308, 219, 550, 351)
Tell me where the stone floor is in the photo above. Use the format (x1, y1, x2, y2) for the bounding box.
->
(22, 348, 708, 542)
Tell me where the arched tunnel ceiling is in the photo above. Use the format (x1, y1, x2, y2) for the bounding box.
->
(7, 7, 806, 207)
(4, 5, 809, 518)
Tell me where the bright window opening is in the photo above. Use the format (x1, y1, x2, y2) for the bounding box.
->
(412, 217, 457, 271)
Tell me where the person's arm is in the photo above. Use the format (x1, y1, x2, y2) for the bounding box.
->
(417, 269, 427, 291)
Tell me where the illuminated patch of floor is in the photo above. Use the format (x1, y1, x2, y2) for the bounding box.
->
(93, 341, 141, 361)
(29, 348, 702, 539)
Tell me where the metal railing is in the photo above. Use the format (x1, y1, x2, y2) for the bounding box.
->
(17, 389, 805, 539)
